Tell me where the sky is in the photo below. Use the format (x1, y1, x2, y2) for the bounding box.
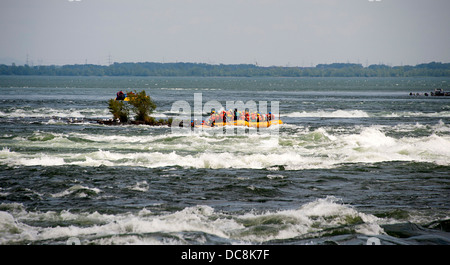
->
(0, 0, 449, 67)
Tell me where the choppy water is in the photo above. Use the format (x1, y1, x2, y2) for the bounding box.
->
(0, 76, 449, 245)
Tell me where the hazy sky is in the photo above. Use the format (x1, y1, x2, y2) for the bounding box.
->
(1, 0, 449, 66)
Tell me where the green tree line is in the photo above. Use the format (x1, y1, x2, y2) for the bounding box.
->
(1, 61, 449, 77)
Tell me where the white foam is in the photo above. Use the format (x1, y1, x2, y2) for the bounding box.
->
(1, 124, 450, 169)
(0, 211, 19, 234)
(337, 127, 450, 165)
(384, 111, 450, 118)
(0, 107, 110, 119)
(266, 174, 285, 179)
(237, 196, 383, 241)
(19, 155, 66, 167)
(0, 147, 12, 156)
(51, 185, 102, 198)
(128, 181, 149, 192)
(283, 110, 370, 118)
(282, 110, 450, 118)
(0, 198, 385, 244)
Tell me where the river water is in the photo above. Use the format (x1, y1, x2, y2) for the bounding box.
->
(0, 76, 449, 245)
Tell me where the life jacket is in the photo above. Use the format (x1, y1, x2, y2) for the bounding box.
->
(116, 91, 125, 100)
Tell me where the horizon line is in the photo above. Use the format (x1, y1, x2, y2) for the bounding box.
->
(5, 60, 450, 68)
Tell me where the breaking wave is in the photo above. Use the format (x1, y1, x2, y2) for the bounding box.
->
(283, 110, 370, 118)
(1, 107, 449, 120)
(0, 107, 110, 119)
(282, 110, 450, 118)
(0, 197, 385, 245)
(1, 123, 449, 169)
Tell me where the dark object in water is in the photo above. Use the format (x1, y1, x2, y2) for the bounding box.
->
(430, 88, 450, 96)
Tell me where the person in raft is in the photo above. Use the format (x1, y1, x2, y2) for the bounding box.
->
(199, 109, 276, 127)
(116, 91, 125, 100)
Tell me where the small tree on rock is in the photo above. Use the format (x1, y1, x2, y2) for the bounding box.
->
(108, 99, 129, 123)
(127, 90, 157, 123)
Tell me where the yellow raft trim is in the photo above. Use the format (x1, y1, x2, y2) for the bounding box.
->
(116, 95, 148, 101)
(114, 97, 130, 101)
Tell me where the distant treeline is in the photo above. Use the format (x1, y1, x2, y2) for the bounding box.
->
(1, 61, 450, 77)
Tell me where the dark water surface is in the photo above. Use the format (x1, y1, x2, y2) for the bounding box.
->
(0, 76, 449, 245)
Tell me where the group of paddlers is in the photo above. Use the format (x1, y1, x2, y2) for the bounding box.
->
(190, 109, 276, 127)
(115, 91, 135, 101)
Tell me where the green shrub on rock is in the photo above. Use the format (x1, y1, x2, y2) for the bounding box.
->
(108, 98, 129, 123)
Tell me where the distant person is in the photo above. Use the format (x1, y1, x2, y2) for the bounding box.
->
(116, 91, 125, 100)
